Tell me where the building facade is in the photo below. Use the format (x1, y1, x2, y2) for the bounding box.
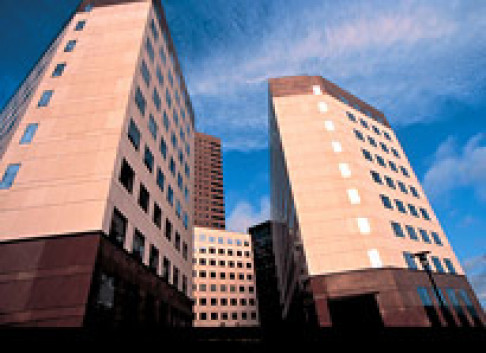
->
(248, 221, 282, 330)
(193, 132, 225, 229)
(192, 226, 259, 327)
(269, 75, 485, 327)
(0, 0, 194, 326)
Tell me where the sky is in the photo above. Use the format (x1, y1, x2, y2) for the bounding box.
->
(0, 0, 485, 306)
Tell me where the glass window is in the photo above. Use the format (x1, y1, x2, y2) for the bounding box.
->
(135, 87, 146, 116)
(418, 229, 431, 243)
(150, 18, 159, 40)
(370, 170, 382, 184)
(359, 118, 368, 129)
(138, 183, 150, 212)
(372, 125, 380, 135)
(380, 142, 389, 153)
(169, 157, 176, 176)
(431, 256, 445, 273)
(167, 185, 174, 205)
(127, 119, 140, 150)
(380, 194, 393, 209)
(153, 88, 161, 111)
(156, 65, 164, 86)
(148, 115, 158, 140)
(362, 148, 373, 161)
(38, 90, 53, 107)
(166, 89, 172, 108)
(405, 225, 419, 240)
(109, 207, 127, 246)
(149, 245, 159, 272)
(140, 60, 151, 86)
(391, 221, 405, 238)
(410, 186, 420, 198)
(346, 112, 356, 122)
(384, 176, 395, 189)
(367, 136, 377, 147)
(153, 202, 162, 228)
(75, 20, 86, 31)
(400, 166, 410, 177)
(383, 131, 392, 141)
(132, 229, 145, 262)
(353, 129, 364, 141)
(156, 167, 165, 192)
(376, 155, 386, 167)
(431, 231, 442, 245)
(163, 111, 169, 131)
(388, 160, 398, 172)
(119, 159, 134, 193)
(395, 199, 407, 213)
(159, 47, 167, 65)
(145, 37, 154, 62)
(397, 181, 408, 194)
(443, 258, 456, 274)
(20, 123, 39, 144)
(144, 146, 154, 172)
(165, 219, 172, 241)
(417, 287, 433, 305)
(64, 40, 77, 52)
(391, 147, 400, 158)
(420, 208, 431, 220)
(52, 63, 66, 77)
(403, 252, 418, 270)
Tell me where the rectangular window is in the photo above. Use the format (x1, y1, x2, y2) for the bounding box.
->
(135, 87, 146, 116)
(362, 148, 373, 161)
(165, 219, 172, 240)
(143, 146, 154, 172)
(163, 111, 170, 131)
(403, 252, 418, 270)
(153, 202, 162, 228)
(380, 194, 393, 209)
(397, 181, 408, 194)
(388, 160, 398, 172)
(38, 90, 53, 107)
(395, 199, 407, 213)
(52, 63, 66, 77)
(109, 207, 127, 246)
(167, 185, 174, 205)
(420, 208, 431, 220)
(169, 157, 176, 176)
(138, 183, 150, 212)
(367, 136, 377, 147)
(119, 159, 134, 193)
(153, 88, 161, 111)
(145, 37, 155, 62)
(147, 114, 158, 140)
(176, 199, 181, 218)
(156, 167, 165, 192)
(149, 245, 159, 273)
(175, 232, 181, 251)
(346, 111, 356, 122)
(353, 129, 364, 141)
(391, 221, 405, 238)
(127, 119, 140, 150)
(376, 155, 386, 167)
(408, 204, 419, 217)
(163, 257, 171, 281)
(443, 258, 456, 274)
(410, 186, 420, 198)
(159, 47, 167, 65)
(150, 18, 159, 40)
(156, 66, 164, 86)
(384, 175, 395, 189)
(160, 136, 167, 159)
(405, 225, 419, 241)
(132, 229, 145, 262)
(400, 166, 410, 177)
(173, 266, 179, 289)
(431, 256, 445, 273)
(166, 89, 172, 108)
(380, 142, 389, 153)
(75, 20, 86, 31)
(64, 40, 77, 52)
(431, 231, 442, 245)
(20, 123, 39, 144)
(418, 229, 431, 243)
(140, 60, 151, 86)
(370, 170, 382, 184)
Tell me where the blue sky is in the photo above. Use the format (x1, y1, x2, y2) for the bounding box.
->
(0, 0, 485, 305)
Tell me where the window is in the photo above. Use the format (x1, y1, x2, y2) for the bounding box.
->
(163, 112, 169, 131)
(376, 155, 386, 167)
(176, 199, 181, 218)
(395, 199, 407, 213)
(384, 176, 395, 189)
(147, 115, 158, 140)
(132, 229, 145, 262)
(410, 186, 420, 198)
(405, 225, 419, 241)
(383, 131, 392, 141)
(443, 259, 456, 274)
(153, 202, 162, 228)
(380, 142, 389, 153)
(38, 90, 53, 107)
(367, 136, 377, 147)
(173, 266, 179, 289)
(20, 123, 39, 144)
(400, 166, 410, 177)
(430, 256, 445, 273)
(403, 252, 418, 270)
(143, 146, 154, 172)
(380, 194, 393, 209)
(135, 87, 146, 116)
(353, 129, 364, 141)
(52, 63, 66, 77)
(369, 171, 382, 184)
(417, 287, 433, 307)
(149, 245, 159, 273)
(420, 208, 431, 220)
(119, 159, 134, 193)
(169, 157, 176, 176)
(372, 125, 380, 135)
(360, 119, 369, 129)
(109, 207, 127, 246)
(140, 60, 151, 86)
(408, 204, 419, 217)
(145, 37, 154, 62)
(166, 89, 172, 108)
(75, 20, 86, 31)
(391, 147, 400, 158)
(397, 181, 408, 194)
(127, 119, 140, 150)
(153, 88, 161, 111)
(431, 231, 442, 245)
(391, 221, 405, 238)
(418, 229, 431, 243)
(138, 183, 150, 212)
(156, 168, 165, 192)
(64, 40, 77, 52)
(167, 185, 174, 206)
(165, 219, 172, 240)
(362, 148, 373, 161)
(388, 160, 398, 172)
(346, 112, 356, 122)
(182, 242, 188, 260)
(150, 18, 159, 40)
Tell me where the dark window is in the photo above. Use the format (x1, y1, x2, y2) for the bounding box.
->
(163, 257, 171, 281)
(397, 181, 408, 194)
(360, 118, 368, 129)
(376, 155, 386, 167)
(143, 146, 154, 172)
(403, 252, 418, 270)
(353, 129, 364, 141)
(156, 66, 164, 86)
(175, 232, 181, 251)
(135, 87, 146, 116)
(388, 160, 398, 172)
(418, 229, 431, 243)
(52, 63, 66, 77)
(132, 229, 145, 262)
(138, 183, 150, 212)
(346, 112, 356, 122)
(384, 175, 395, 189)
(38, 90, 53, 107)
(391, 147, 400, 158)
(408, 204, 419, 217)
(146, 37, 155, 62)
(400, 166, 410, 177)
(148, 115, 158, 140)
(167, 185, 174, 205)
(391, 221, 405, 237)
(109, 207, 127, 246)
(367, 135, 377, 147)
(153, 88, 161, 111)
(405, 225, 419, 240)
(431, 231, 442, 245)
(420, 208, 431, 220)
(119, 159, 134, 193)
(160, 136, 167, 159)
(362, 148, 373, 161)
(75, 20, 86, 31)
(173, 266, 179, 289)
(20, 123, 38, 144)
(380, 194, 393, 209)
(370, 170, 382, 184)
(153, 202, 162, 228)
(431, 256, 445, 273)
(383, 131, 392, 141)
(165, 219, 172, 240)
(395, 199, 407, 213)
(156, 167, 165, 192)
(140, 60, 151, 86)
(150, 18, 159, 40)
(64, 40, 77, 52)
(380, 142, 389, 153)
(443, 259, 456, 274)
(410, 186, 420, 198)
(149, 245, 159, 273)
(127, 119, 140, 150)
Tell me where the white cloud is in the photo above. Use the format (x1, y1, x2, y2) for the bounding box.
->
(423, 133, 486, 201)
(463, 254, 486, 309)
(226, 196, 270, 233)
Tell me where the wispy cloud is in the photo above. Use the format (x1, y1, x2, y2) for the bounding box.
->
(226, 195, 270, 233)
(423, 133, 486, 201)
(166, 0, 486, 151)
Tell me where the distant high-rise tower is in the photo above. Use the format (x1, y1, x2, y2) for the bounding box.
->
(0, 0, 194, 327)
(194, 132, 225, 229)
(269, 75, 485, 327)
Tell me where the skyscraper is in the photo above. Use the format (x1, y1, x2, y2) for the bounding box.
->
(192, 226, 259, 327)
(194, 132, 225, 229)
(0, 0, 194, 327)
(269, 75, 485, 327)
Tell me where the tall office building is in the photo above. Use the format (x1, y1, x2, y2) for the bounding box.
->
(269, 75, 485, 327)
(0, 0, 194, 326)
(194, 132, 225, 229)
(192, 227, 259, 327)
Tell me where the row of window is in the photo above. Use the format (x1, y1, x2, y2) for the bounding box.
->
(403, 252, 455, 274)
(197, 311, 257, 322)
(347, 111, 393, 142)
(361, 147, 410, 178)
(194, 271, 253, 281)
(194, 262, 253, 274)
(380, 194, 431, 220)
(196, 283, 255, 294)
(194, 249, 251, 259)
(109, 207, 188, 295)
(197, 234, 250, 247)
(370, 169, 420, 198)
(198, 297, 257, 307)
(391, 221, 442, 245)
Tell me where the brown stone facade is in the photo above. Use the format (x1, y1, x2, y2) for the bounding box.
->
(309, 268, 485, 327)
(0, 232, 192, 327)
(194, 132, 225, 229)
